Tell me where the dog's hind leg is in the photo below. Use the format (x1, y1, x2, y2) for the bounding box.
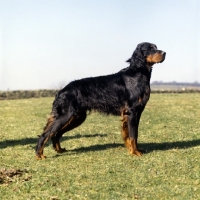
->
(36, 110, 76, 160)
(51, 111, 87, 153)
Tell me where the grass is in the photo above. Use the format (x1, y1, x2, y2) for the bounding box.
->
(0, 93, 200, 200)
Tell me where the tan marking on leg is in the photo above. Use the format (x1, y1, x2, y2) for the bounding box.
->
(129, 138, 142, 156)
(60, 116, 75, 131)
(36, 132, 55, 160)
(121, 107, 130, 151)
(55, 143, 67, 153)
(36, 114, 56, 159)
(43, 114, 56, 132)
(53, 116, 76, 153)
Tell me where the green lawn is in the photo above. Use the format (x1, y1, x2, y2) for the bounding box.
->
(0, 94, 200, 200)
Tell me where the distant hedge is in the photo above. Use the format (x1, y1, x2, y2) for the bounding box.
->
(0, 90, 58, 100)
(0, 89, 200, 100)
(151, 89, 200, 94)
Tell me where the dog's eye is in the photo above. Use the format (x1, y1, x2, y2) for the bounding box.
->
(150, 46, 156, 51)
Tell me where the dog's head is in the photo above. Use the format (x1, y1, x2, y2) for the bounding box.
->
(127, 42, 166, 69)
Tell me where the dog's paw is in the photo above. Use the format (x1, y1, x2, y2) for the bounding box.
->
(36, 154, 47, 160)
(56, 148, 67, 153)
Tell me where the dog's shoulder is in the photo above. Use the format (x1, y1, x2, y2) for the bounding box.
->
(120, 66, 150, 93)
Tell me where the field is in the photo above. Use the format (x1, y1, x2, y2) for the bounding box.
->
(0, 94, 200, 200)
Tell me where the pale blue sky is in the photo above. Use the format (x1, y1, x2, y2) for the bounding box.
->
(0, 0, 199, 90)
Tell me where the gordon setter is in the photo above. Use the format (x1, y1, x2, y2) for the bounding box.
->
(36, 42, 166, 159)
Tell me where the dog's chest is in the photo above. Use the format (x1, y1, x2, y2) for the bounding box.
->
(138, 85, 150, 106)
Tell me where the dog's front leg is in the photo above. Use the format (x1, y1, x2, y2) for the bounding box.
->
(127, 111, 142, 156)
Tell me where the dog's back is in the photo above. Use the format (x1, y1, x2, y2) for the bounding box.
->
(52, 67, 150, 116)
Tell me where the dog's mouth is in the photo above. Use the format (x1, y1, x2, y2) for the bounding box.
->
(157, 52, 166, 63)
(156, 57, 165, 64)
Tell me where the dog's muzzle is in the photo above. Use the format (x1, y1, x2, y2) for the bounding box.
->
(160, 51, 166, 63)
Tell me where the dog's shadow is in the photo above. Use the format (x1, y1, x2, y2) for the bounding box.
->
(1, 133, 200, 156)
(0, 133, 110, 149)
(140, 139, 200, 154)
(0, 133, 107, 149)
(54, 136, 200, 156)
(55, 133, 124, 155)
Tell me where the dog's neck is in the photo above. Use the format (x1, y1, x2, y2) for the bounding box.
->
(127, 59, 152, 81)
(130, 58, 151, 71)
(147, 63, 154, 73)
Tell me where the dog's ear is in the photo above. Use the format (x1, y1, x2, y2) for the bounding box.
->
(126, 58, 132, 63)
(140, 44, 150, 57)
(132, 44, 143, 59)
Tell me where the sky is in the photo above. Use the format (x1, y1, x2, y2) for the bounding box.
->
(0, 0, 199, 91)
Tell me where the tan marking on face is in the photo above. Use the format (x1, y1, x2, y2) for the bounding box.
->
(146, 52, 164, 63)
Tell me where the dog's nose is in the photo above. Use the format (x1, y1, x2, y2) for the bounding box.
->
(162, 51, 166, 56)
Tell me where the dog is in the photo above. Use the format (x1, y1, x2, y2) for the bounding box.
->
(35, 42, 166, 159)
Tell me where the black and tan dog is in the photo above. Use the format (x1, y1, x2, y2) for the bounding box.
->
(36, 42, 166, 159)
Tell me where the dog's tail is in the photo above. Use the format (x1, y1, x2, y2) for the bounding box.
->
(43, 113, 56, 133)
(36, 112, 56, 153)
(36, 112, 56, 139)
